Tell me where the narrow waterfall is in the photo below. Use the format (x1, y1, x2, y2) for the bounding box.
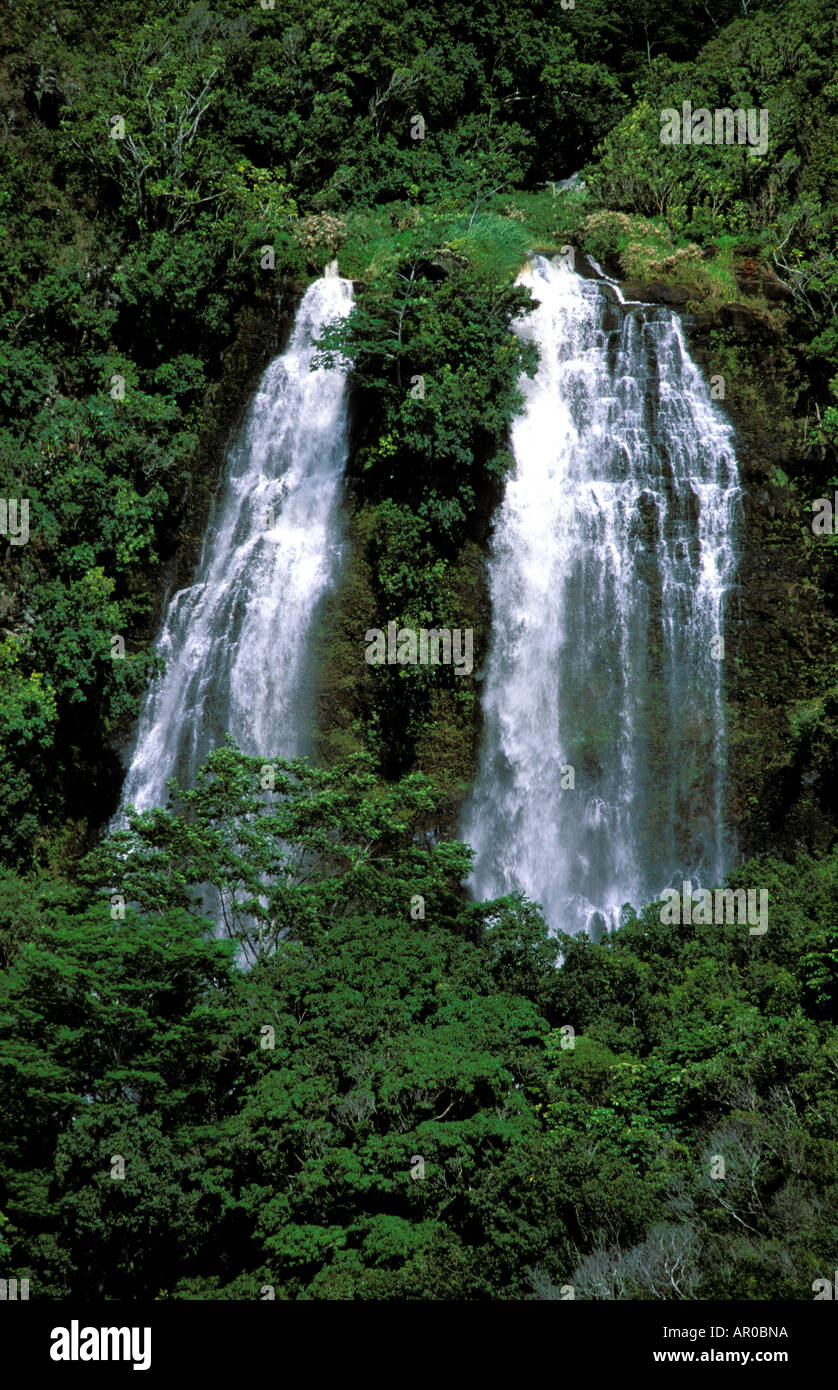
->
(462, 255, 742, 938)
(120, 268, 354, 813)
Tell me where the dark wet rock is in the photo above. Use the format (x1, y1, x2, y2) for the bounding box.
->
(687, 302, 779, 340)
(621, 280, 692, 305)
(734, 257, 794, 302)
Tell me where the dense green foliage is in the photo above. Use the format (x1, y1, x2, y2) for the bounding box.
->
(585, 0, 838, 434)
(2, 749, 837, 1298)
(1, 0, 836, 1301)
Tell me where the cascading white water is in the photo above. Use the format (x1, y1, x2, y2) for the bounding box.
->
(120, 267, 354, 813)
(462, 255, 742, 938)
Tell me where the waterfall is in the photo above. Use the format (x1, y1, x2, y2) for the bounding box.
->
(462, 255, 742, 938)
(119, 268, 354, 813)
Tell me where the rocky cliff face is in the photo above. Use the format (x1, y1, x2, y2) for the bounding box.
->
(319, 244, 838, 875)
(514, 235, 838, 869)
(133, 247, 838, 882)
(678, 277, 837, 865)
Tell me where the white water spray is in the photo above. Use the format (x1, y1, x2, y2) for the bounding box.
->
(120, 269, 353, 812)
(462, 256, 741, 937)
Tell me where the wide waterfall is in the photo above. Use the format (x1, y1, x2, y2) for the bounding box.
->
(119, 268, 354, 813)
(462, 255, 742, 938)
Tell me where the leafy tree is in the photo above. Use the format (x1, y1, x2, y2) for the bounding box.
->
(85, 742, 473, 961)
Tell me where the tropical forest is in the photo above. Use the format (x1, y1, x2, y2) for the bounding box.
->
(1, 0, 837, 1308)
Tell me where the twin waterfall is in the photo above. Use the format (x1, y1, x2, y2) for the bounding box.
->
(120, 255, 741, 938)
(119, 269, 353, 813)
(463, 256, 741, 936)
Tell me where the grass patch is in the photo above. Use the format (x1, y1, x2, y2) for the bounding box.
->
(303, 192, 593, 287)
